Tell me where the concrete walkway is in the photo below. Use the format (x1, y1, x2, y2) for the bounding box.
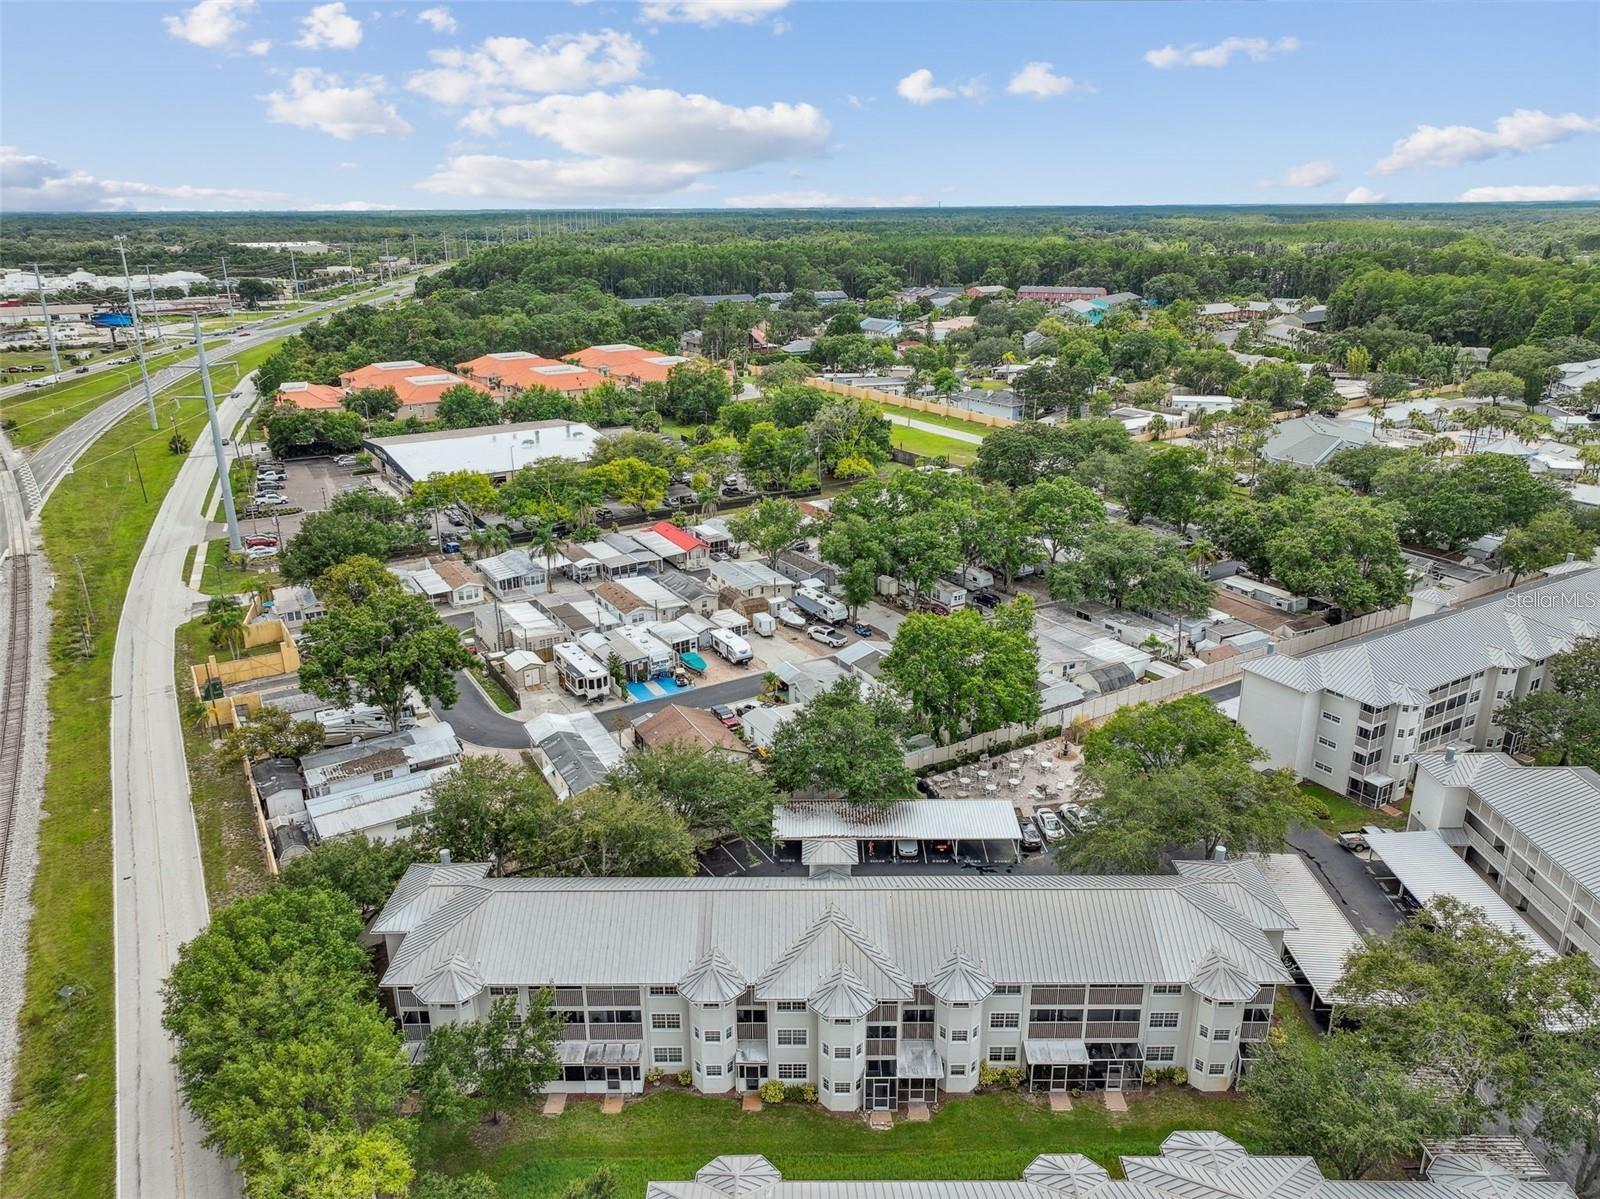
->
(879, 411, 984, 445)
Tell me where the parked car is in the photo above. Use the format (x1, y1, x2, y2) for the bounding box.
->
(918, 600, 951, 616)
(788, 539, 810, 552)
(242, 534, 278, 549)
(808, 625, 847, 648)
(1036, 808, 1067, 842)
(1018, 821, 1044, 852)
(710, 550, 730, 562)
(244, 546, 278, 561)
(970, 590, 1002, 610)
(333, 454, 358, 467)
(1056, 804, 1083, 833)
(255, 493, 288, 505)
(440, 538, 461, 554)
(1337, 831, 1369, 853)
(74, 366, 89, 374)
(894, 840, 920, 860)
(852, 622, 874, 637)
(709, 704, 741, 730)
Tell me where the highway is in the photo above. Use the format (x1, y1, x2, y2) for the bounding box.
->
(18, 275, 424, 509)
(110, 379, 259, 1199)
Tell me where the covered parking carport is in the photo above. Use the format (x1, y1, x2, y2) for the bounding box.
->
(1363, 829, 1551, 954)
(773, 798, 1022, 871)
(1250, 853, 1367, 1027)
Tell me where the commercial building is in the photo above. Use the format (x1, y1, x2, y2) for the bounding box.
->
(338, 360, 491, 420)
(1016, 285, 1107, 302)
(456, 351, 607, 397)
(649, 1137, 1575, 1199)
(1238, 567, 1600, 807)
(375, 866, 1292, 1105)
(569, 343, 690, 386)
(275, 381, 345, 410)
(364, 420, 601, 487)
(1408, 751, 1600, 957)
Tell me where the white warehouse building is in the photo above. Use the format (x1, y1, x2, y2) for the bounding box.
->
(374, 865, 1295, 1108)
(1238, 567, 1600, 808)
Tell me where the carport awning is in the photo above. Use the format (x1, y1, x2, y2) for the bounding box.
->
(557, 1041, 642, 1065)
(1024, 1039, 1089, 1066)
(1365, 830, 1549, 954)
(801, 838, 859, 865)
(775, 799, 1022, 842)
(1249, 853, 1365, 1008)
(896, 1040, 942, 1078)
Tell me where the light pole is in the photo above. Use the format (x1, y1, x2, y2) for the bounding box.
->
(31, 263, 61, 376)
(114, 235, 159, 428)
(144, 264, 166, 342)
(219, 255, 235, 317)
(288, 247, 301, 304)
(193, 315, 242, 553)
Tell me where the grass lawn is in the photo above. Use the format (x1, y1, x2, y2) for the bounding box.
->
(889, 423, 977, 465)
(172, 618, 275, 910)
(470, 661, 522, 713)
(1297, 780, 1408, 834)
(1, 337, 279, 1199)
(421, 1087, 1264, 1199)
(872, 400, 990, 438)
(200, 537, 281, 595)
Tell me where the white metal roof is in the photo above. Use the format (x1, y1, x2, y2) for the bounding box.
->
(380, 873, 1293, 998)
(525, 711, 624, 794)
(1246, 854, 1365, 1006)
(365, 420, 600, 482)
(1414, 752, 1600, 898)
(1364, 830, 1551, 953)
(305, 765, 454, 840)
(1243, 567, 1600, 707)
(774, 799, 1020, 842)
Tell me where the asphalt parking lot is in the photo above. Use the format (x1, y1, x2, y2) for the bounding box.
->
(214, 454, 386, 543)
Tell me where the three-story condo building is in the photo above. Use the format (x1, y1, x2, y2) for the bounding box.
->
(373, 866, 1295, 1108)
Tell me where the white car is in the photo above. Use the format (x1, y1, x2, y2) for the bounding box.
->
(808, 625, 847, 649)
(1035, 808, 1067, 842)
(245, 545, 279, 561)
(254, 492, 288, 505)
(333, 455, 358, 467)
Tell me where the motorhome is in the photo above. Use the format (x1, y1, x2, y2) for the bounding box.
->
(793, 586, 847, 625)
(710, 628, 753, 665)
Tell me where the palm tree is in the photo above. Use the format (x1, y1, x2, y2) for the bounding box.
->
(528, 520, 561, 592)
(204, 595, 247, 659)
(1579, 445, 1600, 484)
(1185, 538, 1220, 578)
(472, 523, 511, 561)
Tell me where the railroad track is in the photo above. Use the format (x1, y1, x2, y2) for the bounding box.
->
(0, 554, 34, 894)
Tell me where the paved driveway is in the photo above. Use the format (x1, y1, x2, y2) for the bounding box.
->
(1287, 824, 1402, 938)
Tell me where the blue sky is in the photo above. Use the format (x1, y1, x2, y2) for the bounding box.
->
(3, 0, 1598, 210)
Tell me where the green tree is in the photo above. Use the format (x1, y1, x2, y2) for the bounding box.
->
(1243, 1032, 1461, 1181)
(765, 677, 914, 808)
(414, 994, 563, 1125)
(1497, 508, 1598, 582)
(204, 594, 247, 658)
(236, 277, 277, 308)
(589, 456, 670, 512)
(1083, 696, 1259, 774)
(663, 360, 733, 425)
(606, 743, 779, 847)
(1262, 490, 1411, 613)
(1497, 636, 1600, 767)
(807, 397, 891, 475)
(1489, 343, 1558, 407)
(880, 598, 1041, 745)
(436, 383, 501, 429)
(1236, 360, 1304, 410)
(1016, 476, 1105, 566)
(281, 511, 417, 581)
(1048, 524, 1213, 616)
(1464, 370, 1524, 405)
(298, 590, 471, 732)
(1115, 444, 1227, 533)
(498, 458, 600, 527)
(409, 469, 501, 526)
(277, 835, 418, 915)
(341, 385, 400, 421)
(503, 385, 582, 423)
(729, 497, 805, 567)
(317, 553, 404, 608)
(216, 702, 327, 764)
(973, 420, 1132, 489)
(740, 421, 813, 491)
(289, 1125, 415, 1199)
(550, 785, 696, 876)
(418, 757, 553, 877)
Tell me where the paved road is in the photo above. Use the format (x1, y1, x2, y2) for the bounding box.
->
(110, 383, 257, 1199)
(22, 276, 423, 510)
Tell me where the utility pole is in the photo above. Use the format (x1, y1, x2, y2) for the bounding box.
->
(31, 263, 62, 375)
(144, 265, 166, 342)
(288, 246, 301, 303)
(219, 255, 235, 317)
(114, 235, 159, 428)
(128, 446, 148, 503)
(411, 232, 419, 266)
(193, 315, 242, 553)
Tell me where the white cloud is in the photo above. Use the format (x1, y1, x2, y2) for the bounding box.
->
(246, 38, 271, 54)
(640, 0, 790, 25)
(296, 2, 363, 49)
(310, 199, 398, 210)
(419, 87, 829, 202)
(723, 190, 927, 208)
(1257, 159, 1336, 189)
(163, 0, 256, 49)
(416, 6, 456, 33)
(1458, 183, 1600, 202)
(1006, 62, 1089, 99)
(1375, 109, 1600, 174)
(1144, 35, 1299, 69)
(471, 87, 829, 171)
(1, 145, 291, 210)
(1344, 186, 1386, 204)
(262, 69, 413, 139)
(408, 29, 646, 105)
(337, 160, 360, 169)
(897, 68, 982, 105)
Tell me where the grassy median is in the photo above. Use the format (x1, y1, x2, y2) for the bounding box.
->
(1, 340, 276, 1199)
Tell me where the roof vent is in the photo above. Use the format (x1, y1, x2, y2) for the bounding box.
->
(439, 848, 452, 864)
(1265, 643, 1276, 656)
(1444, 746, 1457, 764)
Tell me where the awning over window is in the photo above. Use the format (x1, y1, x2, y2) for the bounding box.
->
(1023, 1039, 1089, 1066)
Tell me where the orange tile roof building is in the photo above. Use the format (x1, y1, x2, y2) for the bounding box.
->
(275, 381, 345, 410)
(456, 351, 608, 397)
(567, 343, 691, 387)
(338, 360, 492, 421)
